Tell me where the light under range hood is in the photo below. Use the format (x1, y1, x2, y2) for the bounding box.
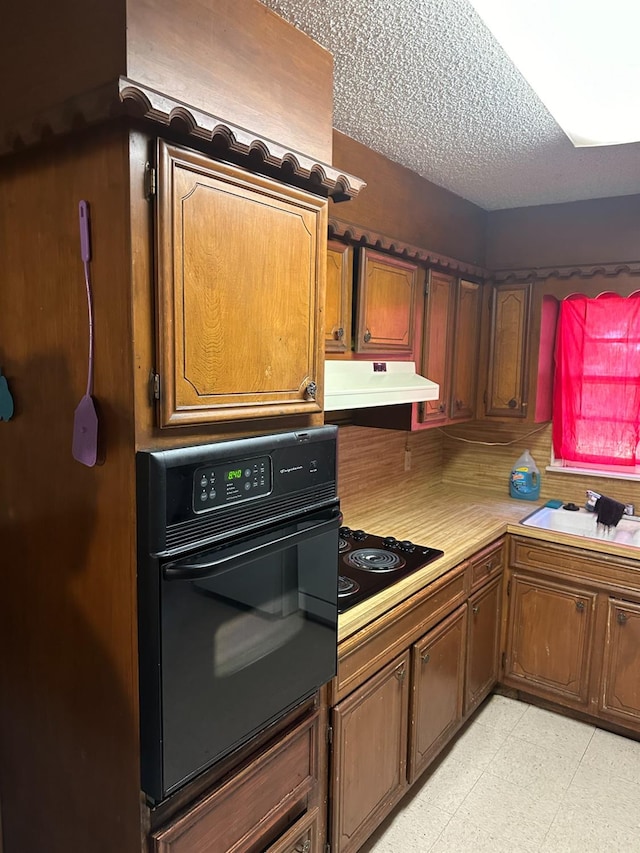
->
(324, 360, 439, 411)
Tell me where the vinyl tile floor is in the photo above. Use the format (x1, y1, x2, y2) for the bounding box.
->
(358, 694, 640, 853)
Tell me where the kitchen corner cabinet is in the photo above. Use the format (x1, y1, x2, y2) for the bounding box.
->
(417, 273, 481, 427)
(484, 282, 532, 419)
(155, 141, 326, 427)
(325, 240, 353, 353)
(354, 248, 419, 355)
(504, 537, 640, 732)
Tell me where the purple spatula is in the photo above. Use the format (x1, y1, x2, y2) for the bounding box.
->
(72, 200, 99, 467)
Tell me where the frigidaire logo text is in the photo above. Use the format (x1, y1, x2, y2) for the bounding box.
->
(280, 465, 303, 474)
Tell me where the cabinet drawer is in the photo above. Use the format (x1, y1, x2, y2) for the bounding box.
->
(470, 539, 504, 591)
(334, 563, 468, 702)
(151, 715, 318, 853)
(266, 807, 319, 853)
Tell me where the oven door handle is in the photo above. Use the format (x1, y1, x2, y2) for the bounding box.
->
(162, 516, 338, 582)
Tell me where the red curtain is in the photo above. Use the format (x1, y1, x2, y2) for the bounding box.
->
(553, 294, 640, 466)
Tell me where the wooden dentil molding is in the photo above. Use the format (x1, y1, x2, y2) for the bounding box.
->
(491, 261, 640, 283)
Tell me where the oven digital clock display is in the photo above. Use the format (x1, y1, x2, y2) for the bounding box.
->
(225, 468, 243, 481)
(193, 455, 272, 512)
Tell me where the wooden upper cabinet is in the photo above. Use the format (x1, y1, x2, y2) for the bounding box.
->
(449, 279, 481, 420)
(325, 241, 353, 353)
(355, 249, 418, 354)
(484, 283, 532, 418)
(154, 141, 326, 427)
(419, 270, 455, 425)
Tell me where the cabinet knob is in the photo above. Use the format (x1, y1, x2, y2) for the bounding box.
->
(617, 610, 628, 625)
(576, 600, 585, 612)
(334, 327, 344, 340)
(455, 399, 463, 410)
(472, 605, 480, 615)
(484, 560, 494, 573)
(508, 398, 518, 409)
(438, 403, 446, 413)
(304, 381, 317, 401)
(395, 664, 407, 681)
(421, 652, 430, 664)
(363, 328, 372, 343)
(295, 840, 311, 853)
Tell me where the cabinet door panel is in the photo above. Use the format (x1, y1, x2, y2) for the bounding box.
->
(504, 574, 596, 706)
(331, 652, 410, 853)
(466, 575, 502, 714)
(419, 270, 455, 424)
(485, 283, 531, 418)
(409, 605, 467, 782)
(449, 280, 481, 420)
(325, 241, 353, 353)
(156, 141, 325, 426)
(600, 598, 640, 728)
(355, 249, 418, 354)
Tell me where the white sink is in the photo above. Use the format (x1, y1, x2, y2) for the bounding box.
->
(520, 505, 640, 548)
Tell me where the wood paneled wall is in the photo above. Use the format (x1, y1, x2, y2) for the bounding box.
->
(331, 131, 487, 267)
(486, 194, 640, 270)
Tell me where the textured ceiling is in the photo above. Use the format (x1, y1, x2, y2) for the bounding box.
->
(261, 0, 640, 211)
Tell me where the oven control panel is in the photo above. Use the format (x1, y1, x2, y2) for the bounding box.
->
(193, 455, 272, 512)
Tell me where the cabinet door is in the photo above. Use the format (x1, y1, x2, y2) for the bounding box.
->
(354, 248, 418, 354)
(155, 141, 326, 427)
(408, 605, 467, 783)
(466, 575, 502, 714)
(331, 652, 410, 853)
(599, 598, 640, 730)
(449, 279, 481, 420)
(484, 283, 532, 418)
(504, 573, 597, 707)
(418, 270, 455, 425)
(325, 241, 353, 353)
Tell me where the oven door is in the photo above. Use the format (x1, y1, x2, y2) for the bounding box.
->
(140, 504, 339, 802)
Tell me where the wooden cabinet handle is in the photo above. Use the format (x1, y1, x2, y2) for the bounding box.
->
(334, 327, 344, 340)
(304, 381, 317, 400)
(421, 652, 430, 664)
(395, 664, 407, 680)
(363, 328, 372, 343)
(617, 610, 628, 625)
(576, 600, 585, 612)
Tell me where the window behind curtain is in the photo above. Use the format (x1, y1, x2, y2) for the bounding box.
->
(552, 293, 640, 468)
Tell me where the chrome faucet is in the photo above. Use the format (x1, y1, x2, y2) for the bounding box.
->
(585, 490, 634, 516)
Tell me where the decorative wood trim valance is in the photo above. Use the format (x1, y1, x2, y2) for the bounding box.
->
(2, 78, 366, 202)
(491, 261, 640, 283)
(328, 218, 488, 279)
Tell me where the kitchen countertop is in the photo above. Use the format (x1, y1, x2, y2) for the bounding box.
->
(338, 484, 640, 643)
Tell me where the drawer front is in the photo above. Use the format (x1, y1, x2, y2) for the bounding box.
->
(266, 808, 319, 853)
(335, 563, 468, 702)
(470, 539, 504, 591)
(152, 716, 318, 853)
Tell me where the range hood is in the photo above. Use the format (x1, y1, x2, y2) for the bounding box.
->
(324, 361, 439, 411)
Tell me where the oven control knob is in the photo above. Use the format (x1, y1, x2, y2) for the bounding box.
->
(339, 526, 351, 536)
(352, 529, 367, 540)
(399, 540, 415, 552)
(382, 536, 397, 547)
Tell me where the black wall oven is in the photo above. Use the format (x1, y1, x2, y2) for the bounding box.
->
(136, 426, 339, 803)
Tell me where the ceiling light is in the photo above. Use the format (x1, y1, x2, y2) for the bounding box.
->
(467, 0, 640, 147)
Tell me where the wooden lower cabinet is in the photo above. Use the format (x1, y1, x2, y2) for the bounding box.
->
(150, 714, 319, 853)
(330, 653, 410, 853)
(599, 597, 640, 728)
(466, 574, 502, 714)
(409, 605, 467, 782)
(503, 573, 597, 708)
(505, 537, 640, 734)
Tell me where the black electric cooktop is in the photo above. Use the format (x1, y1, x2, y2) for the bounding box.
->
(337, 526, 444, 612)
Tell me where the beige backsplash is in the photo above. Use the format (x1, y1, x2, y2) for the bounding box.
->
(337, 420, 640, 513)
